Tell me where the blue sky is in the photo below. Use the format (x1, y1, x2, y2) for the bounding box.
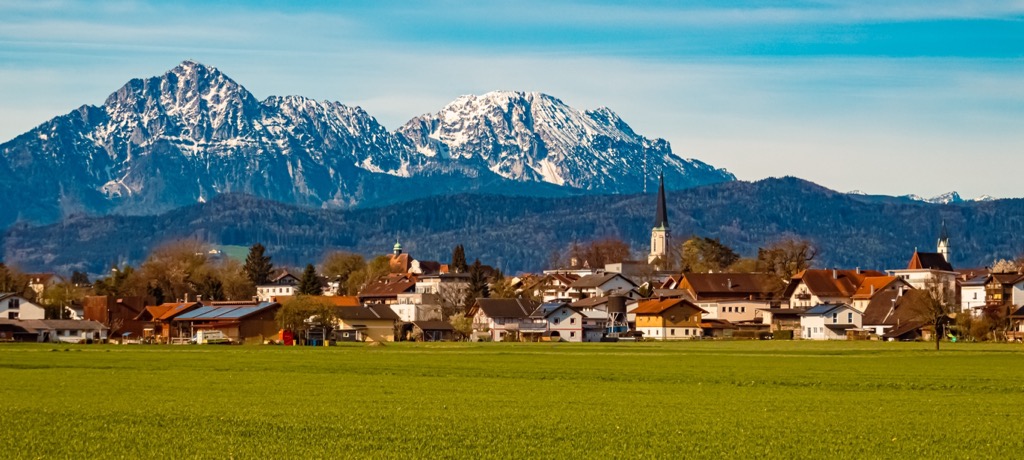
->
(1, 0, 1022, 198)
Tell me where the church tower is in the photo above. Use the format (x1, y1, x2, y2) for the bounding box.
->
(648, 173, 670, 264)
(937, 221, 950, 263)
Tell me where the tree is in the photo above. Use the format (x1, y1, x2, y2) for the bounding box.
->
(321, 251, 366, 294)
(40, 282, 85, 319)
(678, 236, 739, 273)
(244, 243, 274, 285)
(93, 265, 142, 297)
(275, 295, 336, 343)
(465, 259, 489, 308)
(490, 270, 518, 298)
(346, 255, 391, 295)
(451, 245, 468, 274)
(0, 263, 30, 297)
(195, 274, 225, 301)
(990, 259, 1019, 274)
(138, 239, 209, 303)
(297, 264, 323, 295)
(757, 237, 817, 281)
(561, 238, 631, 269)
(907, 279, 958, 351)
(214, 258, 255, 300)
(70, 271, 90, 286)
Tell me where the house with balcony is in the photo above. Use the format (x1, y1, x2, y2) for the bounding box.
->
(631, 298, 706, 340)
(784, 269, 885, 309)
(676, 273, 780, 324)
(566, 273, 638, 301)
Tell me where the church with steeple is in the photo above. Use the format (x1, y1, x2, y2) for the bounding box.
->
(648, 173, 670, 264)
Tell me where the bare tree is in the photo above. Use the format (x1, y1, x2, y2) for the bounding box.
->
(907, 278, 958, 350)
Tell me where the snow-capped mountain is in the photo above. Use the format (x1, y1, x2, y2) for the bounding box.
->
(903, 192, 964, 204)
(398, 91, 727, 192)
(0, 61, 734, 226)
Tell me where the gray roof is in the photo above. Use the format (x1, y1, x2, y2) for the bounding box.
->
(570, 273, 635, 289)
(803, 304, 854, 316)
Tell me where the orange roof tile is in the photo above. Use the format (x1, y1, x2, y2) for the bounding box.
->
(852, 276, 901, 299)
(632, 298, 706, 315)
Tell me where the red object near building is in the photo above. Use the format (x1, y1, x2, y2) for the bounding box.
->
(281, 329, 294, 346)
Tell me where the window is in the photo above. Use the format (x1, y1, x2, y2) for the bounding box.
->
(741, 307, 745, 313)
(848, 312, 853, 323)
(570, 318, 576, 325)
(7, 312, 17, 319)
(832, 313, 838, 323)
(685, 329, 690, 336)
(973, 293, 978, 300)
(670, 329, 675, 336)
(570, 332, 576, 338)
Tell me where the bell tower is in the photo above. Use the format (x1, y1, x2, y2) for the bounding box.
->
(648, 173, 670, 265)
(937, 221, 950, 263)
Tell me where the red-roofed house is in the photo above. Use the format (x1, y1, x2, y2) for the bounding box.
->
(631, 298, 706, 340)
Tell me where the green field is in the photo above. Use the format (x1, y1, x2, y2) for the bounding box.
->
(1, 341, 1022, 458)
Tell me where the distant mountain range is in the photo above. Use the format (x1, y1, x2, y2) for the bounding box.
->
(5, 177, 1021, 276)
(0, 60, 733, 227)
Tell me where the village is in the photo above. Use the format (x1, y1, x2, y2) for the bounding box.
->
(1, 177, 1021, 346)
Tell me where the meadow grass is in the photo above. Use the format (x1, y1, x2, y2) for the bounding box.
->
(1, 341, 1022, 458)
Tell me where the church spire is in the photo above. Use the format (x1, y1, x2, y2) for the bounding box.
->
(649, 172, 670, 265)
(653, 172, 668, 229)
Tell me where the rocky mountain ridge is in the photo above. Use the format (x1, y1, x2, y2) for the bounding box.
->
(0, 61, 734, 227)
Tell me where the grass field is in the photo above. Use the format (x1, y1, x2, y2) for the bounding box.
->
(1, 341, 1022, 458)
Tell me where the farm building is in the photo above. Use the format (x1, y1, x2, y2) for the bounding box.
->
(174, 302, 282, 344)
(83, 296, 150, 339)
(134, 301, 202, 343)
(0, 319, 108, 343)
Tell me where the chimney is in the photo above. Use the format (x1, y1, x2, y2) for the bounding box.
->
(184, 293, 189, 303)
(832, 269, 837, 279)
(196, 295, 202, 302)
(870, 285, 875, 295)
(897, 286, 905, 297)
(727, 278, 733, 289)
(856, 267, 861, 274)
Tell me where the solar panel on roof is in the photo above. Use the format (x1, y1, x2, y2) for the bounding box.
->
(176, 306, 217, 320)
(219, 306, 260, 319)
(204, 307, 243, 319)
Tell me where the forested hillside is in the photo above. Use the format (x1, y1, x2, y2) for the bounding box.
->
(5, 177, 1022, 275)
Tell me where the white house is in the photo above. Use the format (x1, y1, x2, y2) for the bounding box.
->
(566, 273, 638, 301)
(800, 304, 862, 340)
(0, 293, 47, 320)
(887, 250, 957, 293)
(391, 292, 443, 323)
(256, 271, 300, 302)
(467, 298, 541, 342)
(960, 276, 987, 314)
(784, 269, 886, 309)
(542, 304, 609, 342)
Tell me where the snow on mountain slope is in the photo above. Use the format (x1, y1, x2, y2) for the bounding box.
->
(0, 62, 735, 226)
(399, 91, 734, 192)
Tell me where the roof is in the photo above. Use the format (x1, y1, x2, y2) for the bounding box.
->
(759, 307, 807, 315)
(679, 273, 778, 299)
(531, 301, 571, 318)
(990, 273, 1024, 285)
(175, 302, 280, 321)
(334, 304, 401, 321)
(359, 276, 416, 298)
(136, 304, 174, 321)
(0, 319, 108, 332)
(1010, 306, 1024, 318)
(412, 320, 454, 331)
(270, 271, 299, 284)
(784, 269, 885, 299)
(632, 298, 706, 315)
(960, 275, 988, 287)
(862, 290, 927, 326)
(471, 298, 540, 319)
(803, 303, 855, 316)
(570, 296, 610, 309)
(653, 172, 668, 229)
(852, 276, 902, 299)
(700, 318, 737, 329)
(27, 273, 58, 284)
(318, 296, 361, 307)
(882, 320, 927, 339)
(907, 251, 954, 271)
(570, 273, 635, 289)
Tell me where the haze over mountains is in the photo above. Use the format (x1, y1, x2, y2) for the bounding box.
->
(0, 61, 733, 227)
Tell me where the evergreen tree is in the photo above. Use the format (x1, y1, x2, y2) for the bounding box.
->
(70, 271, 90, 286)
(196, 274, 225, 301)
(297, 264, 323, 295)
(465, 259, 489, 307)
(451, 245, 468, 273)
(244, 243, 274, 285)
